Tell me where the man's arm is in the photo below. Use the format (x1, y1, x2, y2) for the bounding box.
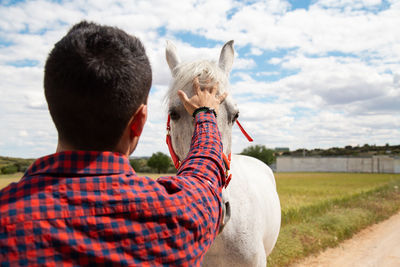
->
(157, 77, 227, 225)
(177, 110, 225, 188)
(128, 77, 228, 264)
(174, 76, 227, 188)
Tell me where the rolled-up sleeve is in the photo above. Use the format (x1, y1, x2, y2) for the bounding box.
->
(155, 111, 225, 264)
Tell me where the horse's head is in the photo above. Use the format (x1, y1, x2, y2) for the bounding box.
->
(165, 40, 238, 161)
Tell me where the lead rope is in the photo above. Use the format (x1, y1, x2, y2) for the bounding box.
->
(236, 120, 253, 142)
(222, 120, 252, 188)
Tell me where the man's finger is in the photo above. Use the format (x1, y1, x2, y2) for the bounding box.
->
(218, 91, 228, 104)
(204, 79, 212, 91)
(211, 82, 219, 95)
(193, 77, 201, 94)
(177, 90, 190, 104)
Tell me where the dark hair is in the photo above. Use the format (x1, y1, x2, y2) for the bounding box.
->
(44, 21, 152, 151)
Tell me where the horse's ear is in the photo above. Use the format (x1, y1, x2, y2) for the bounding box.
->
(166, 40, 181, 74)
(219, 40, 234, 74)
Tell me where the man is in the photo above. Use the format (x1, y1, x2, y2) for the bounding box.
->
(0, 21, 227, 266)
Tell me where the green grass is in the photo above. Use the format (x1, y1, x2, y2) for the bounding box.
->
(268, 172, 400, 266)
(277, 173, 398, 211)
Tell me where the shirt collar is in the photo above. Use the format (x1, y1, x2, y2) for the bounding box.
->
(24, 150, 135, 177)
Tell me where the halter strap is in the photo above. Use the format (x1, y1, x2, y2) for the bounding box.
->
(236, 120, 253, 142)
(166, 115, 181, 169)
(166, 115, 253, 181)
(222, 153, 232, 188)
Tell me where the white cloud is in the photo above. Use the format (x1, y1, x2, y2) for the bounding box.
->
(233, 57, 256, 69)
(249, 47, 263, 56)
(18, 130, 28, 137)
(315, 0, 383, 9)
(277, 54, 396, 110)
(256, 71, 280, 76)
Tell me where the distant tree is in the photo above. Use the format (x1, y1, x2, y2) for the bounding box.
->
(129, 158, 148, 172)
(147, 152, 172, 173)
(1, 164, 18, 174)
(14, 160, 33, 172)
(361, 143, 370, 152)
(240, 145, 275, 165)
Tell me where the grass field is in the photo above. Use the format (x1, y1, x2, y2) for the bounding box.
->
(269, 172, 400, 266)
(0, 172, 24, 189)
(277, 172, 398, 210)
(1, 172, 400, 266)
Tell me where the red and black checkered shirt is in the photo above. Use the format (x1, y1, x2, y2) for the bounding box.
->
(0, 112, 225, 266)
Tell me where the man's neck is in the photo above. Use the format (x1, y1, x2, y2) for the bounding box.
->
(56, 141, 75, 153)
(56, 140, 135, 157)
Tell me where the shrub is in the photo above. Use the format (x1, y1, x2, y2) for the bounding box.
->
(1, 164, 18, 174)
(147, 152, 172, 173)
(241, 145, 275, 165)
(130, 158, 148, 172)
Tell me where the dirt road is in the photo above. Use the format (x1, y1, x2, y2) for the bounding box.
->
(293, 212, 400, 267)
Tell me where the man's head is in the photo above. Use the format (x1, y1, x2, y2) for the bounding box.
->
(44, 21, 152, 152)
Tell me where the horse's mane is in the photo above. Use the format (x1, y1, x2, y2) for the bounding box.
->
(165, 60, 229, 105)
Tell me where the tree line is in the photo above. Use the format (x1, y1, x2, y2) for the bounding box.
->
(0, 156, 35, 175)
(3, 143, 397, 175)
(282, 143, 400, 157)
(0, 146, 274, 175)
(131, 145, 276, 173)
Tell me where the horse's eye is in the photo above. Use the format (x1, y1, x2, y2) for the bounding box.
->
(169, 109, 180, 121)
(232, 112, 239, 123)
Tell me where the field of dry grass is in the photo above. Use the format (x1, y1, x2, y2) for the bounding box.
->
(269, 172, 400, 266)
(0, 172, 23, 189)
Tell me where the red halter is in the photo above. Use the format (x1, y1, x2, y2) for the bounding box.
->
(166, 115, 181, 169)
(166, 115, 253, 188)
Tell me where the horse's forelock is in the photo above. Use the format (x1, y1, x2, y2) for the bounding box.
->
(165, 60, 229, 106)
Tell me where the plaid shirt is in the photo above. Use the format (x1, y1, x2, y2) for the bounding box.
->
(0, 112, 225, 266)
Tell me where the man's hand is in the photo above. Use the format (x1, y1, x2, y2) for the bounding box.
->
(178, 77, 228, 116)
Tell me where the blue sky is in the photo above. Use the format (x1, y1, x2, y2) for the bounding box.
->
(0, 0, 399, 158)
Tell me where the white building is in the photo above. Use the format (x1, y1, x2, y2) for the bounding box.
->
(276, 155, 400, 173)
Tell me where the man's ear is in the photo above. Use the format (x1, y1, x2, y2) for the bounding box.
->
(130, 104, 147, 137)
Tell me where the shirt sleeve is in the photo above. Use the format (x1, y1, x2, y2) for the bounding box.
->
(177, 111, 226, 189)
(156, 110, 225, 232)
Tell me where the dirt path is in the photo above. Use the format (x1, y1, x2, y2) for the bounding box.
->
(293, 212, 400, 267)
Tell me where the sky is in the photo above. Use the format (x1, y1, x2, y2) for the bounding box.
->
(0, 0, 399, 158)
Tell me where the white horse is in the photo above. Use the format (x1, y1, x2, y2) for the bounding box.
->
(165, 40, 281, 266)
